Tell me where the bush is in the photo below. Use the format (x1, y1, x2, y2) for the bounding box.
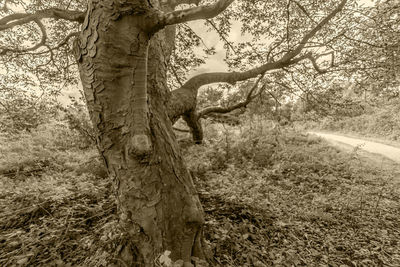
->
(299, 99, 400, 141)
(0, 119, 101, 178)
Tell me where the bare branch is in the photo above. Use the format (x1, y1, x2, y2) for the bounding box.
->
(198, 74, 267, 118)
(0, 18, 47, 55)
(173, 127, 190, 133)
(290, 0, 316, 23)
(266, 39, 285, 62)
(281, 0, 347, 61)
(167, 0, 201, 8)
(181, 23, 211, 50)
(342, 34, 384, 48)
(265, 88, 281, 106)
(159, 0, 235, 27)
(183, 0, 346, 90)
(167, 0, 347, 120)
(206, 19, 237, 54)
(0, 7, 83, 55)
(169, 64, 184, 87)
(0, 8, 85, 31)
(181, 53, 310, 91)
(304, 52, 335, 74)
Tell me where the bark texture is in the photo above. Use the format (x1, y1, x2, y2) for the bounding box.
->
(75, 0, 206, 265)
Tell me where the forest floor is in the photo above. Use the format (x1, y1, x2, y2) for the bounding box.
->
(1, 120, 400, 266)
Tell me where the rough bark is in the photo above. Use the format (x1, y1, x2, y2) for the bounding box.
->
(182, 110, 203, 144)
(74, 0, 207, 265)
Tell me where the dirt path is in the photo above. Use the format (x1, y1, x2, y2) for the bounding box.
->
(308, 132, 400, 164)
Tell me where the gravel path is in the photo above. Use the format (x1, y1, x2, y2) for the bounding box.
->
(308, 132, 400, 163)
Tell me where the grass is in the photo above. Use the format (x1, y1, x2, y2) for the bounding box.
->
(1, 118, 399, 266)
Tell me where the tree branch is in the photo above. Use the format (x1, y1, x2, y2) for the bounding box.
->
(169, 63, 184, 87)
(173, 126, 190, 133)
(280, 0, 347, 62)
(51, 31, 79, 51)
(0, 8, 85, 31)
(290, 0, 316, 23)
(159, 0, 235, 27)
(168, 0, 201, 8)
(206, 19, 237, 54)
(181, 53, 310, 91)
(304, 52, 335, 74)
(0, 18, 47, 55)
(182, 0, 346, 90)
(198, 74, 267, 118)
(167, 0, 347, 121)
(342, 34, 384, 48)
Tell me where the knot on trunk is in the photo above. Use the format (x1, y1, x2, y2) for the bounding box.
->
(129, 134, 152, 156)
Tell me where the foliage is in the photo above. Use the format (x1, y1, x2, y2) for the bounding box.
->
(333, 0, 400, 94)
(0, 118, 112, 266)
(1, 116, 400, 266)
(0, 119, 105, 177)
(2, 0, 398, 120)
(184, 118, 400, 266)
(300, 99, 400, 141)
(0, 89, 58, 132)
(61, 95, 96, 148)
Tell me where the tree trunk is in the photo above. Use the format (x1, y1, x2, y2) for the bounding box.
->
(75, 1, 206, 265)
(182, 111, 204, 144)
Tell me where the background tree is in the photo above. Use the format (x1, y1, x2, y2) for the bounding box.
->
(2, 0, 385, 265)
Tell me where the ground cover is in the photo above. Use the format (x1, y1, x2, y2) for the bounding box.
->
(0, 119, 399, 266)
(299, 100, 400, 144)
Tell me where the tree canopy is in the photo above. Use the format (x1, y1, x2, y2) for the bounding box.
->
(1, 1, 398, 121)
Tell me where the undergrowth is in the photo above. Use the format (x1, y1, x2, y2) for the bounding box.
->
(299, 100, 400, 142)
(1, 118, 399, 266)
(185, 119, 400, 266)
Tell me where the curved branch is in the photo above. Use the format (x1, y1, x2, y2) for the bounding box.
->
(206, 19, 237, 54)
(281, 0, 347, 62)
(159, 0, 235, 27)
(0, 8, 85, 31)
(290, 0, 316, 23)
(183, 77, 268, 144)
(182, 0, 346, 91)
(52, 31, 79, 50)
(305, 52, 335, 74)
(173, 127, 190, 133)
(167, 0, 347, 121)
(169, 0, 201, 8)
(198, 74, 266, 118)
(166, 54, 304, 121)
(181, 53, 309, 92)
(0, 18, 47, 55)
